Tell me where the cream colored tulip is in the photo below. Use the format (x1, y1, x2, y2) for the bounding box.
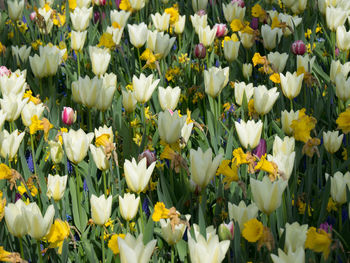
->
(90, 194, 112, 225)
(94, 125, 114, 143)
(62, 128, 94, 164)
(95, 73, 117, 111)
(254, 85, 279, 115)
(336, 25, 350, 51)
(326, 6, 347, 31)
(284, 222, 308, 253)
(129, 0, 145, 11)
(119, 193, 140, 221)
(242, 63, 252, 79)
(239, 32, 255, 49)
(281, 109, 300, 136)
(76, 0, 91, 8)
(106, 26, 124, 45)
(250, 176, 288, 215)
(160, 215, 191, 245)
(128, 23, 148, 48)
(268, 52, 289, 73)
(151, 12, 170, 32)
(133, 73, 160, 103)
(198, 26, 217, 47)
(4, 199, 28, 237)
(297, 55, 315, 73)
(190, 147, 223, 189)
(192, 224, 217, 242)
(335, 72, 350, 101)
(158, 86, 181, 111)
(271, 247, 305, 263)
(273, 136, 295, 156)
(147, 31, 176, 58)
(330, 60, 350, 83)
(110, 10, 131, 28)
(267, 153, 295, 180)
(46, 174, 68, 201)
(8, 0, 24, 21)
(48, 140, 64, 164)
(21, 101, 45, 127)
(71, 75, 103, 108)
(280, 72, 304, 99)
(89, 46, 111, 76)
(290, 0, 307, 14)
(12, 45, 31, 66)
(118, 234, 157, 263)
(235, 120, 263, 149)
(204, 66, 229, 98)
(23, 203, 55, 240)
(71, 30, 87, 51)
(124, 157, 156, 193)
(158, 110, 186, 144)
(174, 15, 186, 34)
(261, 25, 283, 50)
(278, 13, 302, 36)
(0, 95, 28, 122)
(329, 171, 350, 205)
(223, 40, 240, 62)
(228, 201, 258, 230)
(234, 82, 254, 106)
(90, 145, 109, 171)
(70, 7, 93, 31)
(0, 69, 27, 97)
(122, 90, 137, 113)
(192, 0, 208, 12)
(190, 14, 207, 34)
(222, 2, 246, 23)
(323, 130, 343, 153)
(37, 6, 53, 34)
(181, 122, 194, 148)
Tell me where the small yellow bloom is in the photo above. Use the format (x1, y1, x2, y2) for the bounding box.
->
(291, 109, 317, 143)
(0, 191, 6, 222)
(251, 4, 266, 20)
(23, 90, 41, 104)
(326, 197, 337, 212)
(119, 0, 132, 12)
(133, 133, 142, 146)
(252, 53, 267, 67)
(112, 22, 121, 29)
(165, 7, 179, 25)
(29, 115, 44, 135)
(0, 164, 12, 180)
(271, 17, 282, 29)
(216, 160, 239, 188)
(336, 108, 350, 134)
(242, 218, 263, 242)
(18, 182, 38, 197)
(178, 53, 189, 63)
(68, 0, 77, 10)
(98, 33, 115, 49)
(108, 234, 126, 254)
(152, 202, 170, 222)
(305, 29, 312, 39)
(230, 19, 245, 32)
(269, 73, 280, 84)
(305, 227, 332, 259)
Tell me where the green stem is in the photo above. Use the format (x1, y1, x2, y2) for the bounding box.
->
(103, 170, 107, 197)
(171, 245, 175, 263)
(338, 206, 342, 233)
(19, 237, 24, 259)
(74, 165, 82, 224)
(101, 229, 105, 263)
(126, 220, 130, 233)
(88, 108, 92, 132)
(30, 134, 37, 176)
(37, 240, 43, 263)
(290, 99, 293, 111)
(137, 48, 142, 73)
(39, 79, 43, 97)
(179, 34, 182, 51)
(77, 51, 80, 77)
(139, 194, 144, 232)
(206, 49, 209, 68)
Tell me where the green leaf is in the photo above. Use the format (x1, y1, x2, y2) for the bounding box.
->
(69, 177, 81, 232)
(143, 216, 154, 245)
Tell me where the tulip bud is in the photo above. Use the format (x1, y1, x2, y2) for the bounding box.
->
(119, 193, 140, 221)
(214, 23, 228, 38)
(252, 139, 266, 158)
(291, 40, 306, 55)
(90, 194, 112, 225)
(242, 63, 252, 79)
(62, 107, 76, 126)
(94, 11, 100, 24)
(30, 11, 37, 21)
(138, 150, 157, 167)
(218, 222, 234, 240)
(46, 174, 68, 201)
(194, 43, 206, 59)
(48, 140, 64, 164)
(231, 0, 245, 7)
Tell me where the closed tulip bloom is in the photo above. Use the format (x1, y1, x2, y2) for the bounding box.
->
(290, 0, 307, 14)
(239, 32, 255, 49)
(62, 107, 76, 126)
(71, 30, 87, 51)
(284, 222, 308, 253)
(0, 69, 27, 97)
(106, 26, 124, 45)
(268, 52, 289, 73)
(297, 55, 316, 73)
(330, 60, 350, 83)
(21, 101, 45, 127)
(4, 199, 28, 237)
(250, 176, 288, 215)
(110, 10, 131, 28)
(254, 85, 279, 115)
(192, 0, 208, 12)
(28, 54, 46, 78)
(129, 0, 145, 10)
(96, 73, 117, 111)
(174, 15, 186, 34)
(192, 224, 217, 242)
(8, 0, 24, 21)
(261, 25, 283, 50)
(122, 90, 137, 113)
(37, 7, 53, 34)
(12, 45, 31, 66)
(235, 120, 263, 149)
(124, 157, 156, 193)
(234, 82, 254, 106)
(158, 110, 186, 144)
(273, 136, 295, 156)
(89, 144, 109, 171)
(326, 6, 347, 31)
(46, 174, 68, 201)
(158, 86, 181, 111)
(190, 14, 207, 34)
(72, 76, 103, 108)
(198, 26, 217, 47)
(89, 46, 111, 76)
(133, 73, 160, 103)
(336, 25, 350, 51)
(70, 7, 93, 31)
(181, 122, 194, 147)
(151, 12, 170, 32)
(118, 233, 157, 263)
(329, 171, 350, 205)
(335, 73, 350, 101)
(160, 215, 191, 245)
(90, 194, 112, 225)
(204, 66, 229, 98)
(190, 147, 223, 189)
(228, 201, 259, 230)
(223, 40, 240, 62)
(278, 13, 302, 36)
(48, 140, 64, 164)
(188, 232, 230, 263)
(119, 193, 140, 221)
(128, 23, 148, 48)
(281, 109, 300, 136)
(222, 2, 246, 23)
(0, 95, 28, 122)
(323, 130, 343, 154)
(280, 72, 304, 99)
(267, 153, 295, 180)
(242, 63, 252, 79)
(23, 203, 55, 240)
(271, 247, 305, 263)
(147, 31, 176, 59)
(62, 128, 94, 164)
(0, 130, 24, 160)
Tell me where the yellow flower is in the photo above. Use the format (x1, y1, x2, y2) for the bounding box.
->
(0, 191, 6, 222)
(242, 218, 263, 242)
(112, 22, 121, 29)
(305, 29, 312, 39)
(232, 148, 249, 166)
(16, 21, 28, 33)
(98, 33, 115, 49)
(254, 154, 279, 181)
(126, 83, 133, 91)
(140, 48, 159, 69)
(248, 99, 257, 118)
(251, 4, 265, 19)
(252, 52, 267, 67)
(305, 227, 332, 259)
(0, 246, 20, 262)
(216, 160, 239, 189)
(336, 108, 350, 134)
(160, 145, 176, 160)
(23, 90, 41, 104)
(165, 7, 179, 25)
(96, 134, 111, 148)
(342, 148, 347, 160)
(46, 219, 70, 254)
(230, 19, 245, 32)
(119, 0, 132, 12)
(133, 133, 142, 146)
(29, 115, 44, 135)
(326, 197, 337, 212)
(178, 53, 189, 63)
(316, 25, 322, 34)
(0, 164, 12, 180)
(108, 234, 126, 254)
(68, 0, 77, 10)
(271, 17, 282, 29)
(269, 73, 280, 84)
(291, 109, 317, 142)
(152, 202, 170, 222)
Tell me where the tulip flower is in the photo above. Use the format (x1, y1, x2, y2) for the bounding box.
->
(250, 176, 288, 215)
(198, 26, 217, 47)
(328, 171, 350, 205)
(267, 52, 288, 73)
(323, 130, 343, 154)
(253, 85, 279, 115)
(281, 109, 300, 136)
(181, 121, 194, 147)
(138, 150, 156, 167)
(94, 125, 114, 144)
(214, 23, 228, 38)
(239, 32, 255, 49)
(192, 224, 217, 241)
(336, 25, 350, 51)
(71, 30, 87, 51)
(158, 86, 181, 111)
(280, 72, 304, 100)
(284, 222, 308, 253)
(89, 46, 111, 76)
(124, 157, 156, 193)
(235, 119, 263, 149)
(20, 101, 45, 127)
(62, 128, 94, 164)
(128, 23, 148, 48)
(278, 13, 302, 36)
(147, 31, 176, 59)
(71, 75, 103, 108)
(160, 215, 191, 245)
(174, 15, 186, 34)
(89, 145, 109, 171)
(261, 25, 283, 50)
(228, 201, 259, 230)
(223, 40, 240, 62)
(119, 193, 140, 221)
(290, 0, 307, 14)
(8, 0, 24, 21)
(271, 247, 305, 263)
(204, 66, 229, 98)
(222, 2, 246, 23)
(151, 13, 170, 32)
(76, 0, 91, 8)
(129, 0, 145, 10)
(218, 221, 234, 240)
(122, 90, 137, 113)
(335, 73, 350, 101)
(326, 6, 347, 31)
(0, 129, 25, 161)
(118, 233, 157, 263)
(110, 10, 131, 28)
(23, 203, 55, 240)
(158, 110, 186, 144)
(190, 147, 223, 189)
(46, 174, 68, 201)
(0, 94, 28, 122)
(95, 73, 117, 111)
(37, 6, 54, 34)
(11, 46, 31, 66)
(61, 107, 76, 126)
(330, 59, 350, 83)
(297, 55, 316, 73)
(4, 199, 28, 237)
(90, 194, 112, 225)
(194, 43, 206, 58)
(242, 63, 252, 79)
(106, 26, 124, 45)
(70, 7, 93, 31)
(0, 110, 6, 131)
(267, 153, 295, 180)
(48, 140, 64, 164)
(190, 14, 207, 34)
(132, 73, 160, 103)
(292, 40, 306, 55)
(272, 136, 295, 156)
(192, 0, 208, 12)
(234, 82, 254, 106)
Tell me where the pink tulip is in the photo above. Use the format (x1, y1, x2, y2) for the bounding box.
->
(62, 107, 76, 126)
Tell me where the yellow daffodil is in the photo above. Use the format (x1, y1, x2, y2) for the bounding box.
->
(0, 164, 12, 180)
(216, 160, 239, 188)
(291, 109, 317, 143)
(242, 218, 263, 242)
(46, 219, 70, 254)
(336, 108, 350, 134)
(305, 227, 332, 259)
(108, 234, 126, 254)
(152, 202, 170, 222)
